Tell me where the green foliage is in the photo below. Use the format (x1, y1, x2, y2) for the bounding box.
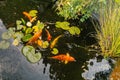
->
(2, 31, 12, 40)
(51, 48, 59, 55)
(95, 0, 120, 57)
(41, 41, 49, 48)
(55, 21, 80, 35)
(55, 21, 70, 30)
(27, 52, 41, 63)
(0, 40, 10, 49)
(29, 10, 38, 17)
(1, 9, 80, 63)
(22, 34, 32, 42)
(25, 28, 33, 34)
(36, 20, 44, 30)
(22, 45, 35, 56)
(68, 26, 80, 35)
(54, 0, 99, 22)
(22, 45, 41, 63)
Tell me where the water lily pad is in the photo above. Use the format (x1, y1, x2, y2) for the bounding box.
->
(55, 21, 70, 30)
(0, 40, 10, 49)
(51, 48, 59, 55)
(2, 31, 12, 40)
(14, 32, 24, 40)
(16, 20, 22, 25)
(29, 10, 38, 17)
(17, 25, 23, 30)
(22, 45, 35, 56)
(27, 52, 42, 63)
(25, 28, 33, 34)
(22, 34, 32, 42)
(41, 41, 49, 48)
(69, 26, 80, 35)
(36, 20, 44, 29)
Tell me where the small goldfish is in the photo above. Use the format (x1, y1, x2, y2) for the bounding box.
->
(50, 35, 62, 48)
(50, 53, 76, 64)
(27, 29, 42, 45)
(35, 39, 43, 47)
(30, 16, 37, 23)
(45, 29, 52, 41)
(23, 11, 32, 21)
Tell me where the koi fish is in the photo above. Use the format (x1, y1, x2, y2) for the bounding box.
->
(50, 53, 76, 64)
(50, 35, 62, 48)
(23, 11, 32, 21)
(45, 29, 52, 41)
(30, 16, 37, 23)
(35, 39, 43, 47)
(27, 29, 42, 45)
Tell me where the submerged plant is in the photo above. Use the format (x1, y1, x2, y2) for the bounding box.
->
(95, 0, 120, 57)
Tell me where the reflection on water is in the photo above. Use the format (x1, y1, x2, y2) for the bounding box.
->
(82, 55, 114, 80)
(0, 0, 115, 80)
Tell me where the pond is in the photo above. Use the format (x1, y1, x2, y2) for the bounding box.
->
(0, 0, 114, 80)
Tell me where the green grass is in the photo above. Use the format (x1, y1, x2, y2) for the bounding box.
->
(95, 0, 120, 57)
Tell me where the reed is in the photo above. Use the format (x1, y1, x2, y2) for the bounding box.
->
(95, 0, 120, 57)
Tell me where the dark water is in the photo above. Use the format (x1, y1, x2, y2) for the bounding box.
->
(0, 0, 113, 80)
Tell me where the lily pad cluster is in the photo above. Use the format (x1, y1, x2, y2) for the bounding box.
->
(55, 21, 80, 35)
(0, 10, 81, 63)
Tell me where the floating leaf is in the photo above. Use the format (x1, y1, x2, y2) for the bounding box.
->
(14, 32, 24, 40)
(21, 18, 26, 25)
(22, 34, 32, 42)
(36, 20, 44, 30)
(41, 41, 49, 48)
(68, 27, 75, 35)
(12, 38, 19, 46)
(0, 40, 10, 49)
(25, 28, 33, 34)
(22, 45, 35, 56)
(55, 21, 70, 30)
(8, 27, 15, 36)
(68, 26, 80, 35)
(16, 20, 22, 25)
(51, 48, 59, 55)
(29, 10, 38, 17)
(27, 52, 41, 63)
(2, 31, 12, 40)
(17, 25, 23, 30)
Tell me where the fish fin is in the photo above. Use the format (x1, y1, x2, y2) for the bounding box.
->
(66, 53, 70, 57)
(65, 60, 68, 64)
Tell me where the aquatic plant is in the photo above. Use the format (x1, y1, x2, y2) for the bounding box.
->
(54, 0, 100, 22)
(95, 0, 120, 57)
(0, 10, 80, 64)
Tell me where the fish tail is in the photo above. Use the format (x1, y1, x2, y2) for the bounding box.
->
(23, 11, 32, 21)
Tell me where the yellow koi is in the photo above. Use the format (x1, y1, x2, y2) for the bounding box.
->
(50, 35, 62, 48)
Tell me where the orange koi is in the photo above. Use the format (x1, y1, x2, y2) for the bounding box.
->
(23, 11, 32, 21)
(45, 29, 52, 41)
(50, 53, 76, 64)
(50, 35, 62, 48)
(35, 39, 43, 47)
(27, 29, 42, 45)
